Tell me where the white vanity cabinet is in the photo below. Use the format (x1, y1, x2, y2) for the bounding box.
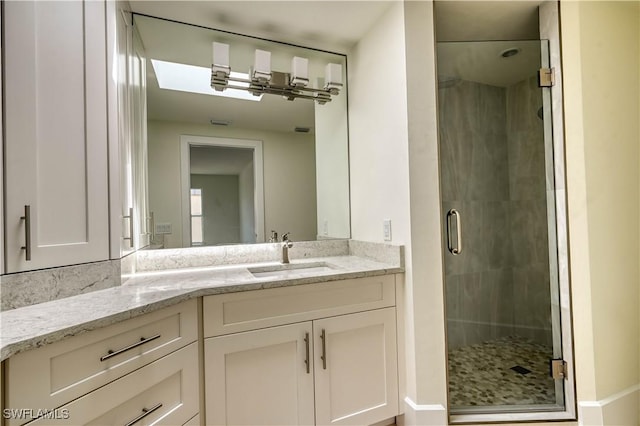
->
(4, 300, 198, 426)
(3, 0, 110, 273)
(203, 275, 399, 426)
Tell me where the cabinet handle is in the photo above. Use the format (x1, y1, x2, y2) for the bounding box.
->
(123, 207, 134, 248)
(304, 332, 310, 374)
(320, 329, 327, 370)
(123, 402, 163, 426)
(147, 211, 155, 242)
(20, 205, 32, 261)
(100, 334, 161, 362)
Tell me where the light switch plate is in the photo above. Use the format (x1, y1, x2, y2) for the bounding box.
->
(383, 219, 392, 241)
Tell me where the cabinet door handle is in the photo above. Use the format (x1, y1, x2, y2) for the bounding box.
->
(446, 208, 462, 255)
(147, 211, 155, 241)
(100, 334, 161, 362)
(20, 205, 32, 261)
(123, 402, 163, 426)
(304, 332, 310, 374)
(320, 329, 327, 370)
(123, 207, 134, 248)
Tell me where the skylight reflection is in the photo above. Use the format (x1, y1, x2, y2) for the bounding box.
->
(150, 59, 262, 102)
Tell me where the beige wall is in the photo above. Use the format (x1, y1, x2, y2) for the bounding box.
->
(147, 120, 317, 248)
(561, 0, 640, 419)
(348, 2, 448, 422)
(347, 0, 415, 403)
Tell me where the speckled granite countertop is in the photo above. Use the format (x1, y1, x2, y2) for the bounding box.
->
(0, 247, 403, 361)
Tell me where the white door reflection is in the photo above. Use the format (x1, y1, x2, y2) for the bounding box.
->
(180, 135, 264, 247)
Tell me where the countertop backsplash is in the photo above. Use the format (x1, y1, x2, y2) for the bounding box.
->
(0, 260, 121, 311)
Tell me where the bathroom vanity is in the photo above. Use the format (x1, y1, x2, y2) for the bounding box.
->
(0, 243, 403, 426)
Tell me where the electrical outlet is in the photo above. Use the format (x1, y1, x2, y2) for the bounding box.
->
(155, 222, 172, 234)
(383, 219, 392, 241)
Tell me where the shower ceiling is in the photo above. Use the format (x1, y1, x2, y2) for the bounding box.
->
(434, 1, 546, 88)
(437, 40, 542, 88)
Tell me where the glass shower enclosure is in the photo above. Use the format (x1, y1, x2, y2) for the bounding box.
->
(437, 40, 567, 417)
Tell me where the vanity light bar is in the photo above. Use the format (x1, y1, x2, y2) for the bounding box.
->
(210, 42, 342, 104)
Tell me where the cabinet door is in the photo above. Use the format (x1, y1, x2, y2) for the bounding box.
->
(115, 10, 149, 255)
(205, 322, 315, 426)
(4, 0, 109, 272)
(132, 25, 150, 250)
(314, 308, 399, 426)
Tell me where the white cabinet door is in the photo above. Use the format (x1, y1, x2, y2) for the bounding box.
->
(4, 0, 109, 272)
(115, 10, 150, 256)
(131, 25, 150, 250)
(314, 308, 399, 426)
(205, 322, 315, 426)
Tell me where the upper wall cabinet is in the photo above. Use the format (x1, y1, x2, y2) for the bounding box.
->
(3, 1, 110, 272)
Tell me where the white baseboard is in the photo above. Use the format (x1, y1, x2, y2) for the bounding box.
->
(578, 384, 639, 426)
(402, 397, 448, 426)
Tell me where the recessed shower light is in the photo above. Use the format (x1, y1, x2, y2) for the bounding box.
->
(500, 47, 521, 58)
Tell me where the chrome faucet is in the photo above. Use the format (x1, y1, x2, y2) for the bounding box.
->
(281, 232, 293, 264)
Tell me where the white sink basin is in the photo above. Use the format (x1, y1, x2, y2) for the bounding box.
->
(248, 262, 336, 279)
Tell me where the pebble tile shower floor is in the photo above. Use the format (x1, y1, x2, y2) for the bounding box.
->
(448, 336, 557, 407)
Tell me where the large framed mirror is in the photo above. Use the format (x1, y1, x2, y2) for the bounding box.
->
(133, 13, 350, 249)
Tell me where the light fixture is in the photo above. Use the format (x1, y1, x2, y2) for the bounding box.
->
(211, 42, 343, 105)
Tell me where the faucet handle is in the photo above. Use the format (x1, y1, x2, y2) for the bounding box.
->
(282, 232, 291, 242)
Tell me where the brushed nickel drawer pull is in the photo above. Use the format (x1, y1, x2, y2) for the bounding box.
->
(304, 332, 310, 374)
(123, 402, 163, 426)
(100, 334, 161, 362)
(320, 329, 327, 370)
(20, 205, 32, 261)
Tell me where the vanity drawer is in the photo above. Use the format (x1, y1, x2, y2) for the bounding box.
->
(5, 299, 197, 424)
(28, 342, 199, 425)
(203, 275, 396, 337)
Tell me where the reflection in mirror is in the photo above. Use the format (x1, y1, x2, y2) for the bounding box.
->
(180, 136, 265, 247)
(134, 13, 350, 249)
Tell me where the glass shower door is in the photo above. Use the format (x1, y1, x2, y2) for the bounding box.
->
(437, 40, 567, 416)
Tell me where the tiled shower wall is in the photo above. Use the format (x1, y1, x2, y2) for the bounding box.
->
(506, 76, 552, 345)
(440, 77, 552, 350)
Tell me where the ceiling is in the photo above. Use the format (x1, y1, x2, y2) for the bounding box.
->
(129, 1, 396, 54)
(435, 1, 546, 87)
(131, 1, 548, 132)
(434, 1, 543, 42)
(437, 40, 542, 88)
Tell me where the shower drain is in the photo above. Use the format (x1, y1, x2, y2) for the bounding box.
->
(510, 365, 532, 375)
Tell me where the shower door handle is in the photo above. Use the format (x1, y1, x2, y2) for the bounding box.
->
(447, 209, 462, 255)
